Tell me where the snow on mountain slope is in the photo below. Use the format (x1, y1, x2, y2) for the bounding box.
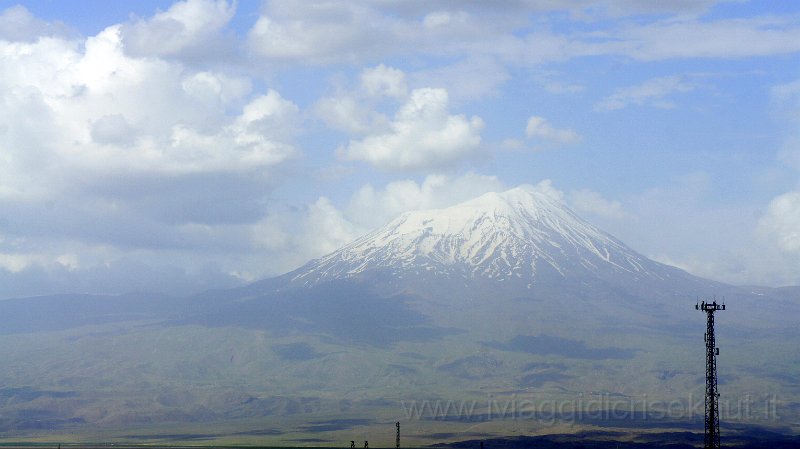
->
(291, 185, 669, 287)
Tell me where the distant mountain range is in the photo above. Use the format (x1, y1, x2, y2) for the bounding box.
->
(0, 185, 798, 445)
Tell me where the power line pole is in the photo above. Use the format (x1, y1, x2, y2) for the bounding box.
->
(696, 299, 725, 449)
(396, 422, 400, 449)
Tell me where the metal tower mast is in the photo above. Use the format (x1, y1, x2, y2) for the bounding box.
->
(696, 299, 725, 449)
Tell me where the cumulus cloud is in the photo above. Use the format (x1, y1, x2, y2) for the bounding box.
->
(120, 0, 236, 61)
(181, 71, 252, 107)
(758, 191, 800, 254)
(343, 88, 485, 170)
(0, 24, 295, 188)
(0, 8, 304, 297)
(243, 1, 564, 66)
(0, 252, 67, 274)
(316, 61, 501, 142)
(249, 172, 506, 273)
(409, 56, 510, 101)
(0, 5, 71, 41)
(315, 95, 380, 135)
(244, 1, 800, 68)
(314, 65, 401, 135)
(247, 1, 393, 64)
(568, 189, 631, 220)
(595, 75, 694, 111)
(360, 64, 408, 99)
(347, 172, 505, 230)
(657, 190, 800, 287)
(90, 114, 138, 147)
(4, 2, 800, 299)
(568, 172, 800, 287)
(297, 198, 360, 259)
(250, 197, 359, 272)
(525, 116, 582, 145)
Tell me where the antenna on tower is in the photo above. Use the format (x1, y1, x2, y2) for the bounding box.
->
(697, 298, 725, 449)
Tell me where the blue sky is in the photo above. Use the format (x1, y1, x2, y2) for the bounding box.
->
(0, 0, 799, 298)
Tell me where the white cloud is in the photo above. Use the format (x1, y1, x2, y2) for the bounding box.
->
(659, 189, 800, 287)
(343, 88, 484, 170)
(120, 0, 236, 61)
(409, 56, 510, 101)
(595, 75, 694, 111)
(251, 197, 359, 271)
(164, 88, 299, 174)
(244, 1, 530, 65)
(0, 5, 71, 41)
(618, 16, 800, 61)
(244, 2, 800, 68)
(313, 65, 401, 135)
(315, 64, 408, 135)
(360, 64, 408, 99)
(525, 116, 582, 145)
(304, 198, 359, 256)
(573, 172, 800, 287)
(772, 79, 800, 102)
(523, 179, 565, 203)
(315, 95, 380, 135)
(233, 90, 299, 143)
(316, 60, 502, 142)
(3, 2, 800, 298)
(181, 71, 252, 107)
(568, 189, 631, 220)
(347, 172, 505, 230)
(0, 251, 80, 274)
(251, 172, 506, 273)
(423, 11, 469, 29)
(0, 25, 295, 185)
(247, 1, 393, 64)
(758, 191, 800, 254)
(90, 114, 138, 147)
(0, 242, 246, 299)
(0, 253, 39, 273)
(0, 10, 305, 297)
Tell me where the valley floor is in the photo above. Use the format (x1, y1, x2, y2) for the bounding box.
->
(0, 421, 798, 449)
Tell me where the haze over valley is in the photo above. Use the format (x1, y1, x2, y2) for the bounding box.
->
(0, 187, 798, 445)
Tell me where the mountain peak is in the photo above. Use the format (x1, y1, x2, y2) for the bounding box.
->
(291, 185, 661, 288)
(464, 184, 568, 217)
(459, 185, 560, 212)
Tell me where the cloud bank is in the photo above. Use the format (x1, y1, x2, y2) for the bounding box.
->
(1, 1, 800, 297)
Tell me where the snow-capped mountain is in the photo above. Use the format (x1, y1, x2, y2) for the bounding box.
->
(291, 186, 686, 290)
